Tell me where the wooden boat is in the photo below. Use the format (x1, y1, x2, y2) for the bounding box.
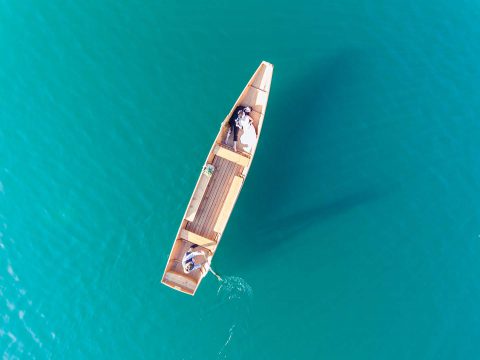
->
(161, 61, 274, 295)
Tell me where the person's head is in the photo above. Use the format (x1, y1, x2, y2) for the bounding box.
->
(244, 106, 252, 114)
(184, 262, 194, 273)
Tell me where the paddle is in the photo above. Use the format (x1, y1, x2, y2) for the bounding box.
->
(209, 267, 223, 281)
(203, 258, 222, 281)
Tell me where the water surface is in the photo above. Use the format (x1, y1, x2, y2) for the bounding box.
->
(1, 0, 480, 358)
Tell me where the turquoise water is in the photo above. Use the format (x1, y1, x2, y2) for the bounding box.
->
(1, 0, 480, 358)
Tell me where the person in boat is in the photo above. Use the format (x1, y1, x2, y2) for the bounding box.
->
(237, 106, 253, 129)
(182, 245, 207, 274)
(238, 106, 256, 153)
(224, 106, 251, 152)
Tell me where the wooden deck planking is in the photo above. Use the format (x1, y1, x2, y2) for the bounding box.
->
(207, 163, 243, 237)
(211, 162, 244, 236)
(192, 157, 232, 237)
(203, 159, 239, 238)
(214, 176, 244, 234)
(186, 157, 226, 236)
(200, 158, 235, 238)
(186, 156, 244, 239)
(186, 157, 231, 236)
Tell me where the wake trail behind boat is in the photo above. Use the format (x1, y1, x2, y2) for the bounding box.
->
(217, 276, 253, 300)
(213, 276, 253, 359)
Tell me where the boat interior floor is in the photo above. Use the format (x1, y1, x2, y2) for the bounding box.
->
(185, 155, 243, 240)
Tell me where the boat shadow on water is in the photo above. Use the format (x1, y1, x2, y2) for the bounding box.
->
(252, 189, 387, 251)
(225, 50, 394, 265)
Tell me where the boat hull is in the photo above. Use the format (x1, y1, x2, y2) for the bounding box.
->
(161, 61, 274, 295)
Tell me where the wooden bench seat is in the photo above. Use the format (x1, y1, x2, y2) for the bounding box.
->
(214, 176, 243, 234)
(214, 145, 250, 167)
(185, 171, 212, 222)
(179, 229, 217, 252)
(163, 271, 197, 293)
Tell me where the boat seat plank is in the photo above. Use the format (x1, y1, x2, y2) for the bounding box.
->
(214, 145, 250, 167)
(185, 171, 212, 222)
(163, 271, 197, 292)
(214, 176, 243, 234)
(180, 229, 217, 252)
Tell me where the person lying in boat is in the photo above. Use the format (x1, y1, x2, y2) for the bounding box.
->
(182, 245, 208, 274)
(237, 106, 253, 129)
(238, 107, 256, 153)
(224, 106, 252, 152)
(224, 106, 244, 152)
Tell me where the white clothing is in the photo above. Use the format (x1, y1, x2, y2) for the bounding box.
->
(238, 114, 257, 153)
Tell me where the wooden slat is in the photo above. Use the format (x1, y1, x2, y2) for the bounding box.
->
(180, 229, 217, 252)
(194, 157, 234, 238)
(197, 158, 229, 234)
(205, 163, 243, 238)
(163, 271, 197, 292)
(214, 176, 243, 234)
(201, 158, 235, 238)
(188, 157, 230, 237)
(185, 172, 212, 222)
(214, 145, 250, 167)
